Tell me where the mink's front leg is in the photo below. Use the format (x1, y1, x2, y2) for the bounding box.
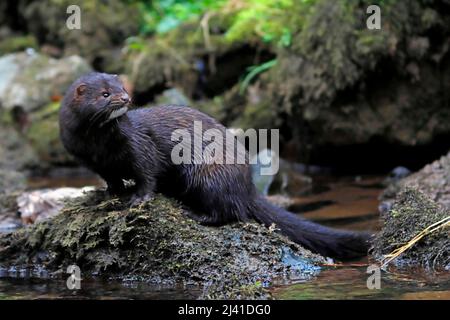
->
(127, 130, 161, 206)
(129, 177, 156, 206)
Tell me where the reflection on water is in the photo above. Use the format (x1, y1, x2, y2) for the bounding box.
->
(0, 277, 201, 300)
(0, 173, 448, 299)
(271, 263, 450, 300)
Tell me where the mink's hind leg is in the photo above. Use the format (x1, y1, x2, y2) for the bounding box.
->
(129, 176, 157, 206)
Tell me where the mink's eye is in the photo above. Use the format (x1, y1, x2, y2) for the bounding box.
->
(102, 92, 110, 98)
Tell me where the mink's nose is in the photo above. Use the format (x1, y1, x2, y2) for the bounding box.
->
(120, 94, 130, 103)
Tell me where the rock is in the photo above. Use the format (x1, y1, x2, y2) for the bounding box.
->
(0, 170, 26, 195)
(372, 189, 449, 269)
(124, 11, 272, 105)
(17, 187, 95, 224)
(125, 40, 196, 104)
(381, 151, 450, 210)
(374, 152, 450, 268)
(391, 166, 412, 180)
(154, 88, 192, 107)
(0, 52, 91, 112)
(268, 159, 313, 197)
(0, 52, 91, 168)
(383, 166, 412, 186)
(23, 102, 73, 166)
(0, 170, 26, 234)
(251, 150, 314, 197)
(266, 0, 450, 151)
(0, 192, 325, 299)
(0, 123, 38, 171)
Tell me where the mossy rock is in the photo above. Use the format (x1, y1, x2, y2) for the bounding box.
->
(0, 120, 38, 171)
(381, 152, 450, 210)
(125, 38, 196, 98)
(22, 0, 140, 71)
(25, 102, 72, 165)
(231, 100, 279, 131)
(124, 12, 272, 103)
(0, 192, 324, 299)
(372, 189, 449, 269)
(261, 0, 450, 152)
(0, 52, 91, 112)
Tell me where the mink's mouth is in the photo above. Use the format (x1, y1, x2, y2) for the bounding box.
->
(88, 100, 130, 130)
(108, 106, 128, 120)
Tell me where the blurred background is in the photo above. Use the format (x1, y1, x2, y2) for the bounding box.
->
(1, 0, 449, 179)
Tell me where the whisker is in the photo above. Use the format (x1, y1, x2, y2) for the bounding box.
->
(87, 108, 109, 133)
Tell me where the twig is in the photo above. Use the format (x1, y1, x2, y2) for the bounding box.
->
(381, 216, 450, 268)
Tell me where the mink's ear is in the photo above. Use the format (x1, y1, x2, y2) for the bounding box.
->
(75, 84, 87, 96)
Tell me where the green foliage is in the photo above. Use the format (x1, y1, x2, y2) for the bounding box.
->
(224, 0, 314, 46)
(136, 0, 225, 34)
(135, 0, 315, 46)
(240, 59, 277, 94)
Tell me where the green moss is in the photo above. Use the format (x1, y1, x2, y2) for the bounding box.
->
(232, 101, 277, 130)
(373, 189, 449, 269)
(0, 191, 324, 299)
(24, 102, 70, 165)
(0, 110, 13, 126)
(0, 36, 38, 55)
(23, 0, 140, 69)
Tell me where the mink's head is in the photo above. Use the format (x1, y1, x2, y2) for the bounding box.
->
(62, 72, 131, 125)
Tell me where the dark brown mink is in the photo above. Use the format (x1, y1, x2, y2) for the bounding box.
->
(59, 72, 371, 260)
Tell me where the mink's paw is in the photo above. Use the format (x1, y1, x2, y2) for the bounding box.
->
(129, 193, 155, 207)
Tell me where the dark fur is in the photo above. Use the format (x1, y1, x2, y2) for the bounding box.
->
(60, 72, 370, 260)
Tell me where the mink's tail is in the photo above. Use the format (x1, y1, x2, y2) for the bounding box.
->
(250, 195, 371, 260)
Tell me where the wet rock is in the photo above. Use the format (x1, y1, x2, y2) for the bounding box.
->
(250, 150, 313, 197)
(268, 159, 313, 197)
(17, 187, 95, 224)
(381, 152, 450, 210)
(383, 166, 412, 186)
(0, 52, 91, 112)
(372, 189, 449, 269)
(0, 192, 325, 299)
(374, 152, 450, 268)
(0, 170, 26, 233)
